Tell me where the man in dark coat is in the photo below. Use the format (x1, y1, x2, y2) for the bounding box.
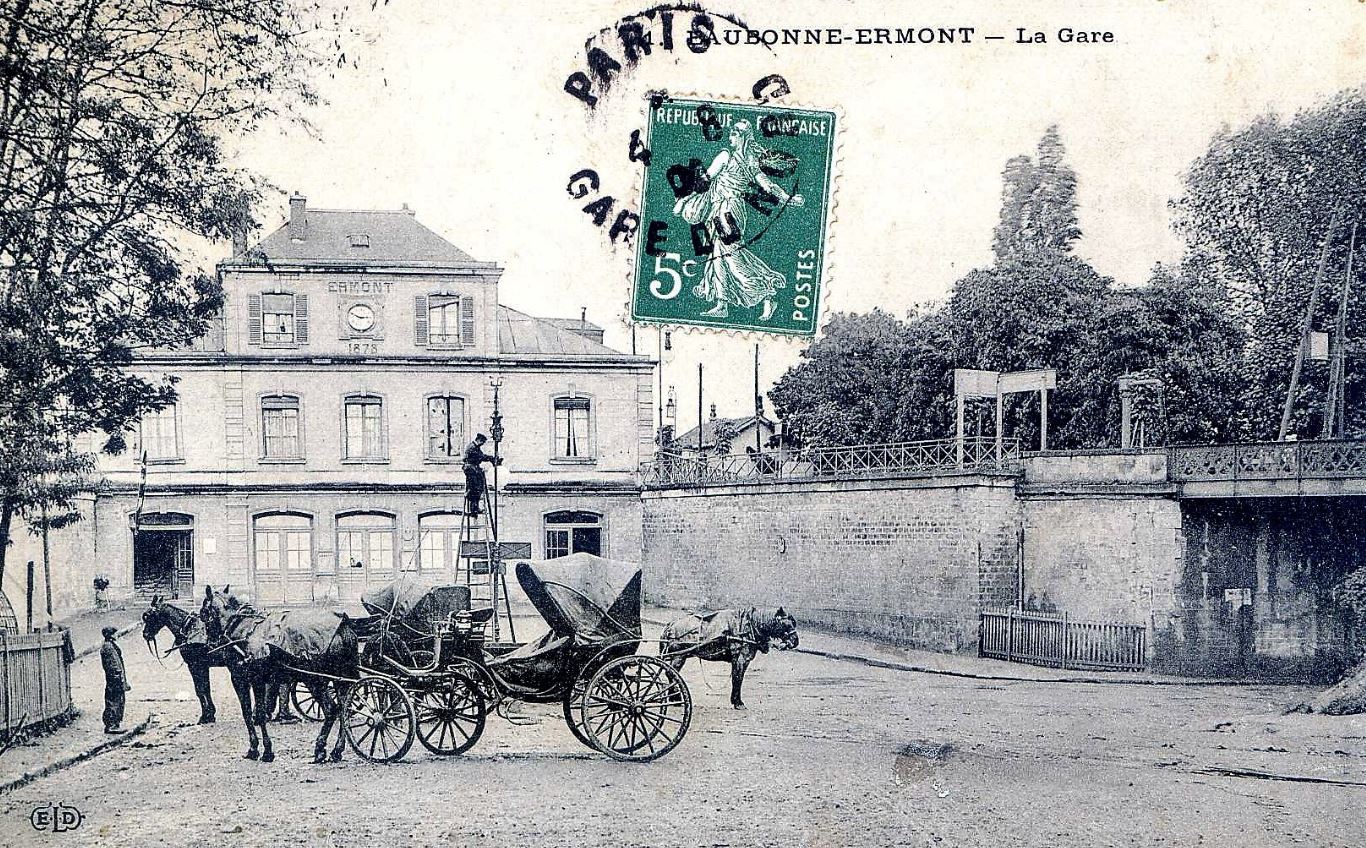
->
(462, 433, 500, 516)
(100, 626, 129, 733)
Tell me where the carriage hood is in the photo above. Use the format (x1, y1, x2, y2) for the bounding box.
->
(360, 577, 470, 627)
(515, 553, 641, 641)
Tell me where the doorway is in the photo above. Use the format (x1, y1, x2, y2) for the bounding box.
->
(133, 526, 194, 598)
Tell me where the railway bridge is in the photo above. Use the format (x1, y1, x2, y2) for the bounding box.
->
(639, 438, 1366, 681)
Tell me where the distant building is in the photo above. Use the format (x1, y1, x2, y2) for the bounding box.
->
(674, 406, 777, 462)
(72, 195, 654, 605)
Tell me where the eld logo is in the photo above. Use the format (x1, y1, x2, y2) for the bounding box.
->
(30, 802, 83, 833)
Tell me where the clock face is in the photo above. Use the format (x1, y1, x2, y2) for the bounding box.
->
(346, 303, 376, 333)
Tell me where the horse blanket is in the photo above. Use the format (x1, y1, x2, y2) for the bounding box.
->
(236, 608, 349, 663)
(661, 608, 765, 662)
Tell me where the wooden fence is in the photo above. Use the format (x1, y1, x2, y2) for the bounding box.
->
(1, 630, 74, 740)
(979, 609, 1147, 672)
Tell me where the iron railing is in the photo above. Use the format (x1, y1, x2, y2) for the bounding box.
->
(1167, 439, 1366, 482)
(1, 630, 74, 741)
(641, 437, 1022, 489)
(979, 608, 1147, 672)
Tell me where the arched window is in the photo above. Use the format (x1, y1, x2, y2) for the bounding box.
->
(251, 512, 314, 603)
(336, 512, 397, 577)
(418, 512, 464, 573)
(543, 510, 602, 559)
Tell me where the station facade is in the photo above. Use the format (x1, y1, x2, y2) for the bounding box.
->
(87, 197, 654, 605)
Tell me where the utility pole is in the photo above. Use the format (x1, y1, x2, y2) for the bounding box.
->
(1280, 206, 1344, 441)
(1323, 222, 1357, 439)
(754, 343, 762, 453)
(697, 363, 704, 455)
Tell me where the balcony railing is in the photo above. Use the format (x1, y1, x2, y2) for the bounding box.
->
(641, 437, 1022, 489)
(1167, 439, 1366, 482)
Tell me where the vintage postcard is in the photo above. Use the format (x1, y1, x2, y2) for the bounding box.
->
(2, 1, 1366, 847)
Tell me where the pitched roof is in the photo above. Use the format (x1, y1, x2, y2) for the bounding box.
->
(498, 306, 625, 356)
(233, 208, 483, 268)
(675, 415, 775, 450)
(539, 317, 605, 343)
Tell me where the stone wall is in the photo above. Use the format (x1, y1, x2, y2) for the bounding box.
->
(641, 475, 1020, 652)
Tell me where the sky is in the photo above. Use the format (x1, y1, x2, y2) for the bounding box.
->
(223, 0, 1366, 431)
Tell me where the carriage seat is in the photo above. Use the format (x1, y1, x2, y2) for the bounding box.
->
(468, 607, 494, 626)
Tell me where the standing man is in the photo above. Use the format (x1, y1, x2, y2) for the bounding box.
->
(100, 626, 130, 733)
(462, 433, 501, 516)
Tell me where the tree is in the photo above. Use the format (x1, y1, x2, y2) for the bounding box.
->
(0, 0, 334, 577)
(1172, 88, 1366, 439)
(768, 308, 955, 448)
(991, 125, 1082, 261)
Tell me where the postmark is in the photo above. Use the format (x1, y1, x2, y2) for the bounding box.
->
(631, 95, 837, 336)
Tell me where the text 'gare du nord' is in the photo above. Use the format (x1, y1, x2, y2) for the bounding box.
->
(14, 195, 1366, 686)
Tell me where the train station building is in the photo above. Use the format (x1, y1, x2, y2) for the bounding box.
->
(57, 196, 654, 607)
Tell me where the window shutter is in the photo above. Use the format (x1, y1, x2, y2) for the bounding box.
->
(460, 296, 475, 347)
(295, 294, 309, 344)
(414, 295, 429, 346)
(247, 294, 262, 345)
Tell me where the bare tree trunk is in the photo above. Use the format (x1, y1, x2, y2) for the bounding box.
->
(0, 496, 13, 590)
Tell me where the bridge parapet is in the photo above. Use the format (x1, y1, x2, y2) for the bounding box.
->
(1168, 440, 1366, 482)
(640, 436, 1020, 489)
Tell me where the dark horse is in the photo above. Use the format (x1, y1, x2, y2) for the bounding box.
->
(141, 595, 220, 724)
(200, 586, 357, 763)
(661, 607, 799, 709)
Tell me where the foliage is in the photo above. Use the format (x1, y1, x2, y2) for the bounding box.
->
(711, 420, 737, 455)
(0, 0, 336, 572)
(991, 125, 1082, 261)
(1172, 88, 1366, 439)
(769, 308, 954, 448)
(1335, 567, 1366, 661)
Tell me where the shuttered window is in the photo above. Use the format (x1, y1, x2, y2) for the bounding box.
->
(416, 294, 474, 348)
(553, 396, 593, 460)
(251, 293, 308, 346)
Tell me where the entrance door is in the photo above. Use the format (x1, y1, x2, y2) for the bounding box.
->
(252, 513, 315, 605)
(132, 512, 194, 599)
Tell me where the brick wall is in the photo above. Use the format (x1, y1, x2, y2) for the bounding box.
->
(642, 476, 1020, 652)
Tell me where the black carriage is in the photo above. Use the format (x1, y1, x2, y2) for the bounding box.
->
(307, 554, 693, 763)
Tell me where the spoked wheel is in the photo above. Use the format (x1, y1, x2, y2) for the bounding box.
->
(344, 677, 416, 763)
(445, 657, 499, 703)
(562, 676, 592, 750)
(291, 680, 325, 722)
(414, 674, 486, 756)
(581, 655, 692, 762)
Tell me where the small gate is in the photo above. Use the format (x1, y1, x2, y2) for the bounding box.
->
(979, 608, 1147, 672)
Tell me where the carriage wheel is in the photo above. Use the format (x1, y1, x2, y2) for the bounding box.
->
(445, 657, 499, 703)
(562, 677, 593, 750)
(344, 677, 416, 763)
(581, 656, 692, 762)
(291, 680, 324, 722)
(414, 674, 486, 756)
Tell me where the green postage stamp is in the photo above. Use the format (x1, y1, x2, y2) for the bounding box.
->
(631, 96, 837, 336)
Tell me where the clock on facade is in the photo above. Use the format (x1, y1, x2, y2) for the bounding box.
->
(346, 303, 376, 333)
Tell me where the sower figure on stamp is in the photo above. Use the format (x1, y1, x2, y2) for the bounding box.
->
(462, 433, 501, 516)
(100, 625, 130, 733)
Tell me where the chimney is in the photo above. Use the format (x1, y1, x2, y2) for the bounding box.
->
(288, 193, 307, 242)
(401, 203, 414, 216)
(580, 306, 587, 325)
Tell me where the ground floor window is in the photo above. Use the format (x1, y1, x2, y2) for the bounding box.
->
(544, 510, 602, 559)
(253, 513, 313, 575)
(418, 512, 463, 572)
(337, 512, 397, 575)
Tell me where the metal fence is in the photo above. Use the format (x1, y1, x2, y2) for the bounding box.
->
(979, 609, 1147, 672)
(1, 630, 74, 740)
(1168, 439, 1366, 482)
(641, 436, 1022, 489)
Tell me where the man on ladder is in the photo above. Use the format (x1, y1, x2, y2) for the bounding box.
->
(462, 433, 500, 516)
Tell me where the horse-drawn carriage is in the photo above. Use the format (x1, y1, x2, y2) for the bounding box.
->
(279, 553, 693, 763)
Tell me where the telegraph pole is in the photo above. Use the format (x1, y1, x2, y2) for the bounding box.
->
(1280, 206, 1344, 440)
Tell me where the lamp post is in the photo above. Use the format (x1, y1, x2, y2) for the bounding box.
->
(488, 378, 504, 539)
